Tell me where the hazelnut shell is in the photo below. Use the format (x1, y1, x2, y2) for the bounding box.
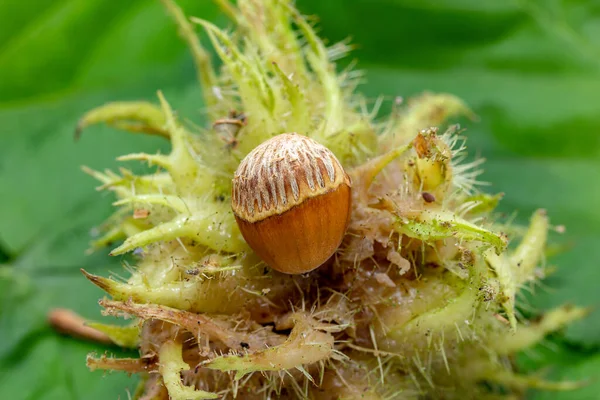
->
(232, 133, 351, 274)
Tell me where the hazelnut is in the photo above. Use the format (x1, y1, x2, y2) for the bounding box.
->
(231, 133, 352, 274)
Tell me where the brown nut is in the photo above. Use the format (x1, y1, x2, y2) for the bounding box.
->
(231, 133, 351, 274)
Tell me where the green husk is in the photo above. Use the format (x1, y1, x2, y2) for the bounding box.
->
(77, 0, 586, 398)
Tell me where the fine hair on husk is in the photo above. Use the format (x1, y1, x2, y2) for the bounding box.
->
(76, 1, 587, 399)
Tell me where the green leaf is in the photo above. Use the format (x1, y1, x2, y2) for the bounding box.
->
(1, 0, 599, 399)
(517, 340, 600, 400)
(0, 332, 138, 400)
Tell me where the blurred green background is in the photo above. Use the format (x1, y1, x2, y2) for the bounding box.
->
(1, 0, 599, 399)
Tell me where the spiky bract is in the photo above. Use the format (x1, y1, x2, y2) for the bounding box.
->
(78, 0, 585, 399)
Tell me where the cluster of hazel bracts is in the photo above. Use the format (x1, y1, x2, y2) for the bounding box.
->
(79, 101, 584, 398)
(70, 0, 587, 399)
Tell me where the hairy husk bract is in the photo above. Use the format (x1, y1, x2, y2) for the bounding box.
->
(78, 1, 586, 398)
